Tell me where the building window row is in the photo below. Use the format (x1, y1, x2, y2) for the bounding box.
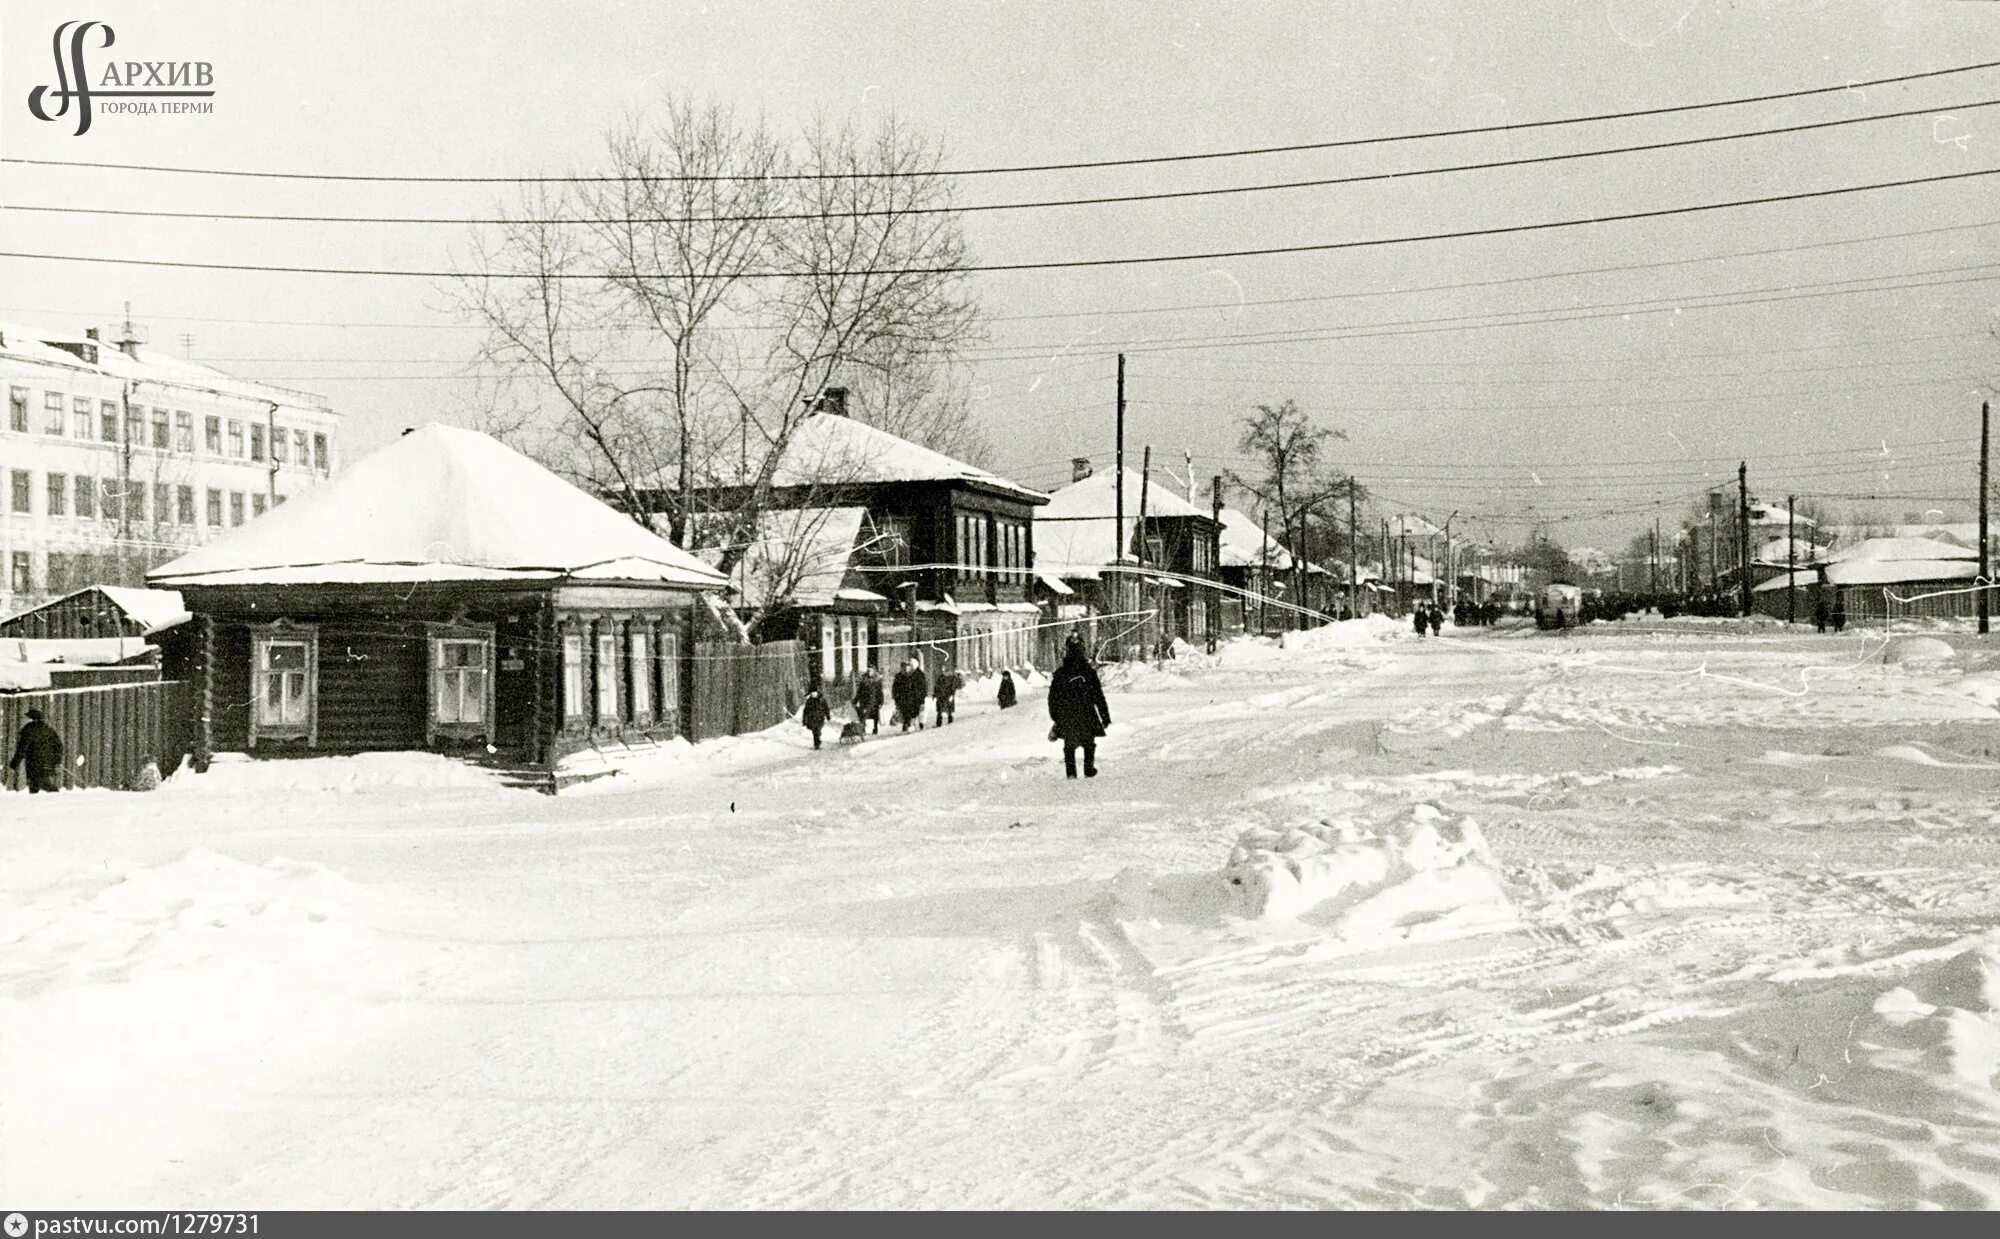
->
(2, 467, 274, 527)
(560, 618, 678, 729)
(954, 511, 1030, 585)
(6, 386, 332, 471)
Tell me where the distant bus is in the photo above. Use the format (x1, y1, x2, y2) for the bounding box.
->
(1536, 583, 1583, 630)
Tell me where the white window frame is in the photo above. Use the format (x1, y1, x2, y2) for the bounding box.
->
(629, 628, 652, 722)
(562, 632, 586, 722)
(820, 615, 836, 683)
(426, 625, 495, 745)
(594, 627, 619, 723)
(250, 623, 318, 747)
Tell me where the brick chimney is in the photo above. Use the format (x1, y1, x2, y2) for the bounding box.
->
(1072, 457, 1092, 482)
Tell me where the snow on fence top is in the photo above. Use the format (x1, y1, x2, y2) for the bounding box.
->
(147, 425, 728, 589)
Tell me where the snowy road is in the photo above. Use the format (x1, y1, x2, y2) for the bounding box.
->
(7, 618, 2000, 1208)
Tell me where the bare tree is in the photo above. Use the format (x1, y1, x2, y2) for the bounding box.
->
(1229, 400, 1352, 617)
(456, 100, 984, 594)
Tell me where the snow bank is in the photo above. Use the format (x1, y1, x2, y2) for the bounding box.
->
(1946, 672, 2000, 708)
(2, 850, 404, 1201)
(1222, 804, 1513, 934)
(1884, 635, 1956, 665)
(177, 750, 504, 795)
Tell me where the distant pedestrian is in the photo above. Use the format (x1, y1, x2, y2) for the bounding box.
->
(1813, 594, 1828, 634)
(997, 669, 1018, 709)
(934, 666, 963, 726)
(854, 664, 884, 734)
(1412, 608, 1427, 638)
(1831, 595, 1847, 634)
(9, 708, 64, 793)
(1427, 606, 1442, 637)
(801, 683, 830, 751)
(1047, 635, 1111, 779)
(891, 659, 929, 732)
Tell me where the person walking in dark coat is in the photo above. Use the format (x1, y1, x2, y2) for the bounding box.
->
(1047, 637, 1111, 779)
(1427, 606, 1442, 637)
(891, 659, 929, 732)
(1412, 608, 1427, 638)
(854, 665, 884, 733)
(1831, 595, 1847, 633)
(934, 667, 963, 726)
(997, 670, 1018, 709)
(1813, 595, 1828, 634)
(10, 708, 64, 793)
(801, 683, 830, 750)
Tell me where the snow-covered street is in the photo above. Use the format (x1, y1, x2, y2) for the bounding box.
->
(8, 618, 2000, 1209)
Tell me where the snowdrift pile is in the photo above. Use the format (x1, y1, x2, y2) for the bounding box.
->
(1222, 804, 1513, 933)
(1884, 635, 1956, 666)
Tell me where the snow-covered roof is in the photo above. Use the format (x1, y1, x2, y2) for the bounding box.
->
(1752, 537, 1825, 568)
(1035, 469, 1209, 579)
(716, 506, 872, 610)
(93, 586, 190, 634)
(149, 424, 727, 589)
(2, 637, 155, 665)
(1826, 536, 1976, 565)
(0, 319, 329, 410)
(758, 414, 1046, 503)
(0, 585, 190, 636)
(1216, 506, 1293, 570)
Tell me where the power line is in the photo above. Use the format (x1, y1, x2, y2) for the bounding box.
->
(13, 213, 2000, 335)
(4, 165, 2000, 280)
(7, 57, 1995, 183)
(12, 95, 1998, 225)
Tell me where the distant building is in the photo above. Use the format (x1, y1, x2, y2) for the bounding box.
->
(665, 406, 1049, 688)
(0, 317, 340, 616)
(1035, 467, 1221, 657)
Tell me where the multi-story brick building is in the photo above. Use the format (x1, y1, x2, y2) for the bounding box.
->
(0, 319, 340, 615)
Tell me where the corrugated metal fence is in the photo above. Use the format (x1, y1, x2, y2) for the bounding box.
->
(687, 640, 807, 741)
(0, 680, 191, 791)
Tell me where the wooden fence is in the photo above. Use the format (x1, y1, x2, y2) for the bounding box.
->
(0, 680, 191, 791)
(687, 640, 808, 742)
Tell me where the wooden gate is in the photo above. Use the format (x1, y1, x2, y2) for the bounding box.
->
(0, 680, 192, 791)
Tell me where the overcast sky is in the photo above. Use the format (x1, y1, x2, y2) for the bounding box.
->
(3, 0, 1997, 552)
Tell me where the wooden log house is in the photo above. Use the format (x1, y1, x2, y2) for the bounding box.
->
(148, 425, 728, 769)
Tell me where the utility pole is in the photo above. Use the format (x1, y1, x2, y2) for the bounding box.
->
(1115, 354, 1126, 640)
(1981, 400, 1991, 635)
(1348, 483, 1360, 620)
(1261, 507, 1272, 634)
(1709, 502, 1719, 599)
(1380, 517, 1391, 616)
(1651, 518, 1660, 595)
(1210, 475, 1224, 647)
(1738, 462, 1752, 617)
(1139, 445, 1154, 661)
(1787, 495, 1798, 625)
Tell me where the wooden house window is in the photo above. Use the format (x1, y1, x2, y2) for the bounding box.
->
(561, 633, 586, 720)
(429, 633, 494, 741)
(629, 629, 652, 721)
(595, 628, 619, 722)
(251, 627, 317, 745)
(658, 629, 680, 716)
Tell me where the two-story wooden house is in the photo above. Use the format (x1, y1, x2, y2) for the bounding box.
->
(679, 407, 1048, 691)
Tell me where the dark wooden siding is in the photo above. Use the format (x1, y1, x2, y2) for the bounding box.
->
(0, 680, 192, 790)
(315, 620, 427, 750)
(0, 588, 155, 640)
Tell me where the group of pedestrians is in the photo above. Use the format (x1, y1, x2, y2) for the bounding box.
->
(799, 634, 1111, 779)
(1813, 593, 1849, 634)
(1411, 605, 1444, 638)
